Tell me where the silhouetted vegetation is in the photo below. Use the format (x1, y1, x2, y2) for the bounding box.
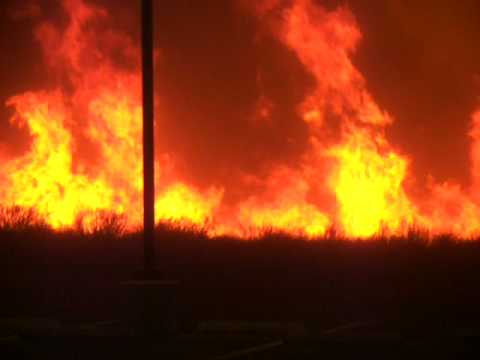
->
(0, 206, 50, 234)
(2, 206, 480, 336)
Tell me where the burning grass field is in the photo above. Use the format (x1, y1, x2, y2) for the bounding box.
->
(3, 0, 480, 242)
(2, 0, 480, 356)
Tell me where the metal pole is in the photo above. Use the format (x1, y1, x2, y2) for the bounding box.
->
(142, 0, 155, 275)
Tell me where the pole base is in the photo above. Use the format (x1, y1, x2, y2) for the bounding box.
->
(122, 277, 179, 336)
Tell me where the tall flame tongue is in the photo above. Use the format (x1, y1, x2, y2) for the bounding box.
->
(1, 0, 480, 238)
(0, 0, 222, 231)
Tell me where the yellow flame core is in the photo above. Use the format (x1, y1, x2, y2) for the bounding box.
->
(327, 130, 414, 237)
(3, 93, 116, 228)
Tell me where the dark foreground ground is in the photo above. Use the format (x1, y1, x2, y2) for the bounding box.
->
(2, 222, 480, 358)
(3, 331, 480, 359)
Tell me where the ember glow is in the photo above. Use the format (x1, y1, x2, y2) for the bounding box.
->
(1, 0, 480, 238)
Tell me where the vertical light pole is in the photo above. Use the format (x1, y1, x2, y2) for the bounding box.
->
(142, 0, 155, 276)
(124, 1, 177, 335)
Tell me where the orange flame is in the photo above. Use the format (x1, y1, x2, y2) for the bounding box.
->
(1, 0, 480, 238)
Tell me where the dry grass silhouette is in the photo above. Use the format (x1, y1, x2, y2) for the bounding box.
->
(1, 206, 480, 335)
